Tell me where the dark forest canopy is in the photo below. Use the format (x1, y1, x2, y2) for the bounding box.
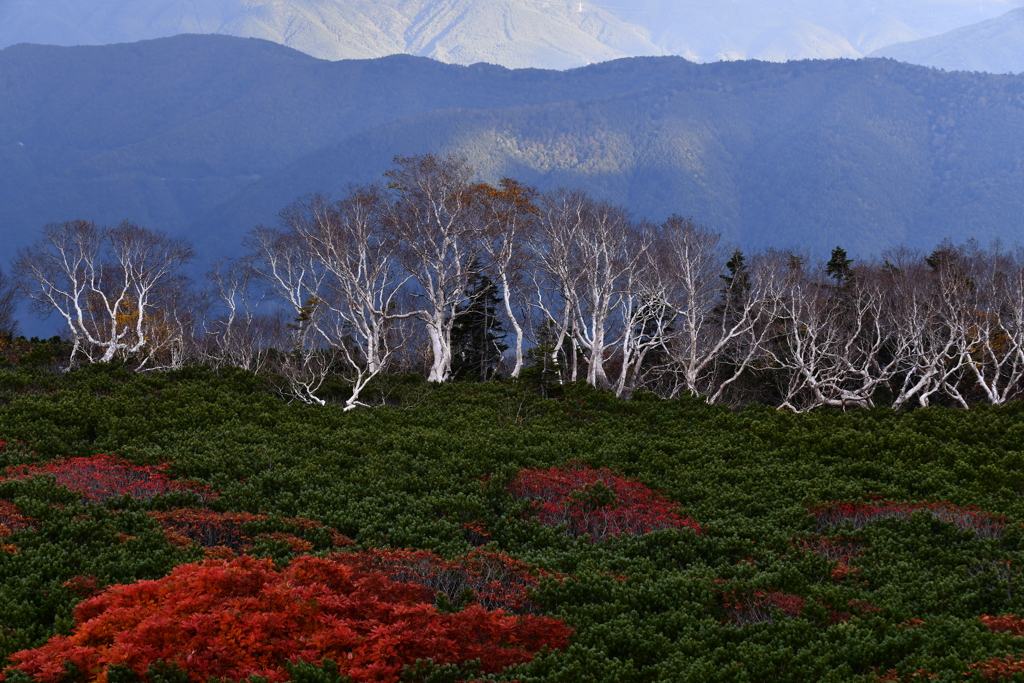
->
(2, 34, 1024, 259)
(7, 154, 1024, 413)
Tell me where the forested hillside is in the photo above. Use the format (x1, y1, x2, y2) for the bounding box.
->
(2, 36, 1024, 258)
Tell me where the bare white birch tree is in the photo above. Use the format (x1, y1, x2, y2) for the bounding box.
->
(531, 190, 588, 382)
(478, 179, 536, 378)
(282, 191, 413, 409)
(14, 220, 194, 368)
(382, 155, 488, 383)
(203, 257, 284, 374)
(245, 225, 335, 405)
(884, 248, 970, 409)
(946, 245, 1024, 406)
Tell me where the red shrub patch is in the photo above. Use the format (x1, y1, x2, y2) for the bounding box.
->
(149, 509, 353, 555)
(62, 575, 102, 599)
(980, 614, 1024, 636)
(794, 534, 864, 580)
(0, 500, 33, 538)
(150, 509, 265, 552)
(2, 455, 217, 503)
(334, 547, 553, 615)
(968, 655, 1024, 681)
(810, 501, 1007, 539)
(509, 464, 702, 541)
(720, 588, 805, 625)
(2, 555, 571, 683)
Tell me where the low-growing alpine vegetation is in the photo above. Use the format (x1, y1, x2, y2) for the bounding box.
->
(3, 363, 1024, 681)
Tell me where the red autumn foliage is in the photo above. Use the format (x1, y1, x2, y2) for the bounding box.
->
(2, 555, 571, 683)
(967, 655, 1024, 681)
(794, 534, 864, 581)
(334, 547, 554, 615)
(62, 575, 102, 599)
(0, 500, 33, 538)
(980, 614, 1024, 636)
(810, 500, 1008, 539)
(2, 455, 217, 503)
(149, 508, 354, 555)
(719, 587, 805, 625)
(874, 668, 936, 681)
(460, 521, 491, 546)
(509, 464, 702, 541)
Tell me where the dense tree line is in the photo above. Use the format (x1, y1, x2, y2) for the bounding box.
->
(8, 154, 1024, 412)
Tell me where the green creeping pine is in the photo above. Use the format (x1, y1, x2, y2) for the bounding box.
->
(3, 365, 1024, 681)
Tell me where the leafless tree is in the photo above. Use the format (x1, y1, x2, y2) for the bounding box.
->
(282, 191, 414, 409)
(643, 218, 779, 403)
(571, 200, 643, 388)
(13, 220, 194, 369)
(203, 257, 284, 374)
(477, 179, 537, 378)
(381, 155, 489, 383)
(245, 225, 333, 404)
(766, 257, 902, 412)
(530, 191, 644, 389)
(944, 244, 1024, 406)
(612, 229, 674, 398)
(530, 190, 588, 382)
(880, 246, 974, 409)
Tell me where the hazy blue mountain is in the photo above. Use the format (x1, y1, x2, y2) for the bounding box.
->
(0, 0, 1017, 69)
(871, 8, 1024, 74)
(2, 35, 1024, 261)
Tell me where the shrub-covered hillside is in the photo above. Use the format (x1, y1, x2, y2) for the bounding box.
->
(5, 365, 1024, 681)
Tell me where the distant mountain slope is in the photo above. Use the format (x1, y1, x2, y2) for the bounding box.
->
(871, 8, 1024, 74)
(198, 58, 1024, 255)
(2, 35, 1024, 260)
(0, 0, 1016, 68)
(0, 0, 663, 69)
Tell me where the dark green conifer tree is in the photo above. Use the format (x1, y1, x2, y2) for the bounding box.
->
(826, 246, 854, 286)
(520, 320, 563, 397)
(450, 271, 508, 382)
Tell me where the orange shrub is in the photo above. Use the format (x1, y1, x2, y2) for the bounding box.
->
(3, 555, 572, 683)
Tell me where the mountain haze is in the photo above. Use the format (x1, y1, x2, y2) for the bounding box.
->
(871, 8, 1024, 74)
(0, 0, 1018, 69)
(2, 35, 1024, 260)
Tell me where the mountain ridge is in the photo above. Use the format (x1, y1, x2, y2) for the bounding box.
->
(2, 35, 1024, 261)
(0, 0, 1018, 69)
(871, 8, 1024, 75)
